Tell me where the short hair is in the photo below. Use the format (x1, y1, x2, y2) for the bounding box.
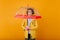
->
(27, 8, 34, 15)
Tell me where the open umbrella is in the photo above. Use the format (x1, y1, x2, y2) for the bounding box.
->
(15, 7, 41, 19)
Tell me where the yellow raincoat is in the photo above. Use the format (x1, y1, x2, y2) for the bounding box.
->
(21, 19, 38, 39)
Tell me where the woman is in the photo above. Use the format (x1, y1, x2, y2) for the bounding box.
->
(21, 8, 38, 40)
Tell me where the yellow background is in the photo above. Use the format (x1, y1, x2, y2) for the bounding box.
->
(0, 0, 60, 40)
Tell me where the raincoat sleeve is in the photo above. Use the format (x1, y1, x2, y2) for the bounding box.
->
(21, 19, 26, 30)
(30, 20, 38, 30)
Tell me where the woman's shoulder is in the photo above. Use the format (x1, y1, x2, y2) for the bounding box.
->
(22, 19, 27, 22)
(32, 19, 37, 21)
(23, 19, 37, 21)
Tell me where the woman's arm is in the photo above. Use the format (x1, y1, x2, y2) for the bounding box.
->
(21, 19, 26, 30)
(21, 19, 29, 31)
(30, 20, 38, 30)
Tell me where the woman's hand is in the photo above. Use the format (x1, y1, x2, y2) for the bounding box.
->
(25, 26, 30, 31)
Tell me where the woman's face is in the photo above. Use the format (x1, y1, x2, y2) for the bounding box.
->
(27, 10, 32, 16)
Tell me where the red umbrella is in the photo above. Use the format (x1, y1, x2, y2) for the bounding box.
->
(15, 7, 42, 19)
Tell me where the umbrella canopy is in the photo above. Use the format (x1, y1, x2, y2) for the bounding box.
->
(15, 7, 41, 19)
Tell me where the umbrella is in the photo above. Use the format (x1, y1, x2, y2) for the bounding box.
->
(15, 7, 41, 19)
